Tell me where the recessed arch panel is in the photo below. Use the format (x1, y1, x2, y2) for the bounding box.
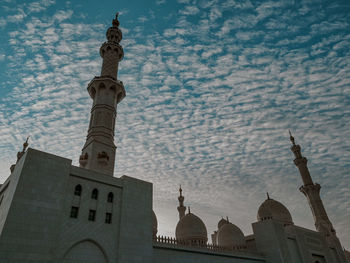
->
(62, 240, 108, 263)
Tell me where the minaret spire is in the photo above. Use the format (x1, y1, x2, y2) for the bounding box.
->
(289, 130, 313, 185)
(177, 185, 186, 220)
(79, 12, 126, 175)
(289, 132, 336, 239)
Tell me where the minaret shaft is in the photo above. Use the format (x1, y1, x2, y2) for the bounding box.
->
(294, 157, 313, 185)
(299, 184, 334, 234)
(79, 13, 125, 176)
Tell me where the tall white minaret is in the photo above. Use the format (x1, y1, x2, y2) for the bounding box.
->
(177, 186, 186, 220)
(289, 132, 348, 262)
(79, 13, 125, 176)
(289, 132, 336, 236)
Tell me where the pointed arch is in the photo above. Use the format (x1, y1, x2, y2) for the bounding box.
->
(62, 239, 108, 263)
(97, 83, 107, 95)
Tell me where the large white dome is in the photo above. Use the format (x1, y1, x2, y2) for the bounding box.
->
(216, 222, 246, 248)
(257, 197, 293, 226)
(175, 212, 207, 244)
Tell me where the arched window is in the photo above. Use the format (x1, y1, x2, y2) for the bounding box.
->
(91, 188, 98, 200)
(107, 192, 113, 203)
(74, 185, 82, 196)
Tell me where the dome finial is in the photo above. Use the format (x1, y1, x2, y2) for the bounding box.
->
(188, 206, 191, 214)
(289, 130, 296, 146)
(266, 192, 270, 200)
(112, 12, 120, 27)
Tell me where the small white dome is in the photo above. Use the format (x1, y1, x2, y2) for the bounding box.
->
(257, 197, 293, 225)
(175, 212, 207, 244)
(152, 210, 158, 238)
(217, 222, 246, 248)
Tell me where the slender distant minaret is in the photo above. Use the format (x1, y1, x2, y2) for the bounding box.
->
(289, 131, 336, 238)
(177, 185, 186, 220)
(79, 13, 126, 176)
(10, 136, 29, 173)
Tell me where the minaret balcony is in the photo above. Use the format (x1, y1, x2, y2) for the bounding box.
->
(294, 157, 307, 166)
(87, 77, 125, 104)
(299, 183, 321, 195)
(100, 42, 124, 61)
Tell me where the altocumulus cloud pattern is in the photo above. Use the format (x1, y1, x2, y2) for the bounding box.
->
(0, 0, 349, 248)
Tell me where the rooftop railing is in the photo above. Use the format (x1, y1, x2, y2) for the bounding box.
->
(153, 235, 247, 252)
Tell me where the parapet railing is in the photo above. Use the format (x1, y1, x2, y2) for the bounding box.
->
(153, 235, 247, 252)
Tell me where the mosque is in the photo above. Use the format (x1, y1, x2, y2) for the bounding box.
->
(0, 13, 349, 263)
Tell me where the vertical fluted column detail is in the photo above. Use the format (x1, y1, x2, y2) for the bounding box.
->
(79, 13, 125, 176)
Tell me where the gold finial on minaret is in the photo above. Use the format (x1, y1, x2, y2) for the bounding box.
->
(23, 136, 29, 149)
(266, 192, 270, 200)
(289, 130, 295, 146)
(112, 12, 120, 27)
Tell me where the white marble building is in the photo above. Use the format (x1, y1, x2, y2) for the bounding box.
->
(0, 13, 348, 263)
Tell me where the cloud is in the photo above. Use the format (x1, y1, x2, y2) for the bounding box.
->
(209, 7, 222, 21)
(53, 10, 73, 22)
(0, 18, 7, 28)
(7, 8, 27, 23)
(179, 5, 200, 15)
(27, 0, 55, 13)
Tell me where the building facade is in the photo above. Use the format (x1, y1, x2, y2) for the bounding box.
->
(0, 13, 348, 263)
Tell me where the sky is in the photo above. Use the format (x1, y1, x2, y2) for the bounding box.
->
(0, 0, 349, 249)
